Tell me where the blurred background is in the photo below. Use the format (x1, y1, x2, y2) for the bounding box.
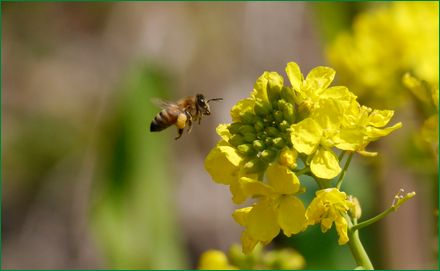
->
(2, 2, 438, 269)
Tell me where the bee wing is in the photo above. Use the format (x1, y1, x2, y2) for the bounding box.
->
(150, 98, 178, 109)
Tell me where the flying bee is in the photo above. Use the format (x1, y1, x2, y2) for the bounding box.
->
(150, 94, 223, 140)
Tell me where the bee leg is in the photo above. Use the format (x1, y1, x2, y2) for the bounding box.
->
(186, 112, 193, 134)
(198, 115, 202, 125)
(175, 113, 187, 140)
(175, 128, 184, 140)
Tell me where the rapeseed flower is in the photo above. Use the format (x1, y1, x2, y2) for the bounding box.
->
(205, 61, 401, 253)
(232, 163, 306, 254)
(306, 188, 353, 245)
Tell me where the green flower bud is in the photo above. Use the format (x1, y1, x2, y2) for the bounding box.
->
(252, 140, 265, 151)
(229, 134, 245, 147)
(243, 132, 257, 142)
(282, 103, 295, 123)
(243, 158, 264, 173)
(265, 127, 279, 137)
(260, 149, 276, 162)
(264, 114, 274, 124)
(271, 100, 279, 110)
(273, 110, 284, 122)
(272, 137, 285, 148)
(228, 123, 241, 134)
(278, 120, 290, 131)
(237, 144, 254, 156)
(254, 100, 271, 116)
(254, 120, 265, 132)
(264, 137, 273, 146)
(239, 125, 255, 135)
(241, 112, 257, 124)
(280, 86, 295, 104)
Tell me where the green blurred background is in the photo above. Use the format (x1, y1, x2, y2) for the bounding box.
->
(2, 2, 438, 269)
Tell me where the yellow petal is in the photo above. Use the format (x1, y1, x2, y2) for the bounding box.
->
(230, 98, 255, 122)
(335, 216, 349, 245)
(230, 181, 247, 204)
(304, 66, 335, 94)
(277, 196, 306, 236)
(247, 200, 280, 243)
(367, 109, 394, 127)
(266, 163, 300, 195)
(241, 231, 258, 255)
(311, 98, 343, 130)
(365, 122, 402, 140)
(285, 62, 303, 91)
(205, 141, 242, 185)
(290, 118, 322, 155)
(310, 148, 341, 179)
(321, 86, 357, 104)
(279, 148, 298, 169)
(232, 207, 252, 227)
(240, 177, 274, 198)
(334, 128, 364, 151)
(252, 72, 270, 102)
(216, 124, 232, 141)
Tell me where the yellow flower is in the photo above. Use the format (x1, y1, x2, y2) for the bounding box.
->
(205, 140, 242, 185)
(285, 62, 356, 113)
(403, 73, 439, 148)
(305, 188, 354, 245)
(232, 163, 306, 254)
(327, 2, 438, 107)
(334, 100, 402, 155)
(290, 99, 344, 179)
(198, 250, 237, 270)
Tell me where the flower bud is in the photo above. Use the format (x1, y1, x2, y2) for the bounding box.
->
(243, 158, 264, 173)
(228, 123, 241, 134)
(282, 103, 295, 123)
(263, 114, 274, 124)
(273, 110, 284, 122)
(254, 120, 265, 132)
(348, 196, 362, 219)
(243, 132, 257, 142)
(278, 120, 290, 131)
(279, 147, 298, 168)
(272, 137, 285, 148)
(238, 124, 255, 135)
(241, 112, 257, 124)
(229, 134, 245, 147)
(280, 86, 295, 104)
(260, 149, 276, 162)
(254, 101, 271, 116)
(252, 140, 265, 151)
(237, 144, 254, 156)
(265, 127, 279, 137)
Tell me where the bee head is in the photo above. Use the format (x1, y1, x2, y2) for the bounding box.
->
(197, 94, 223, 115)
(196, 94, 211, 115)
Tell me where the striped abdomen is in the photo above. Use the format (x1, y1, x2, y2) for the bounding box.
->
(150, 108, 179, 132)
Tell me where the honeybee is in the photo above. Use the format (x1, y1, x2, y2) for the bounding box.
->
(150, 94, 223, 140)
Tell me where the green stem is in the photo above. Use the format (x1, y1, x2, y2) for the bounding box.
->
(347, 219, 374, 270)
(351, 206, 396, 233)
(315, 178, 330, 190)
(338, 150, 346, 161)
(336, 151, 354, 189)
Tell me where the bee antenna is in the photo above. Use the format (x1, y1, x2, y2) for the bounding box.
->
(207, 98, 223, 103)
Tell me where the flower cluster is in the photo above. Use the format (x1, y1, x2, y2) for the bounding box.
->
(205, 61, 401, 253)
(326, 2, 438, 108)
(198, 244, 305, 270)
